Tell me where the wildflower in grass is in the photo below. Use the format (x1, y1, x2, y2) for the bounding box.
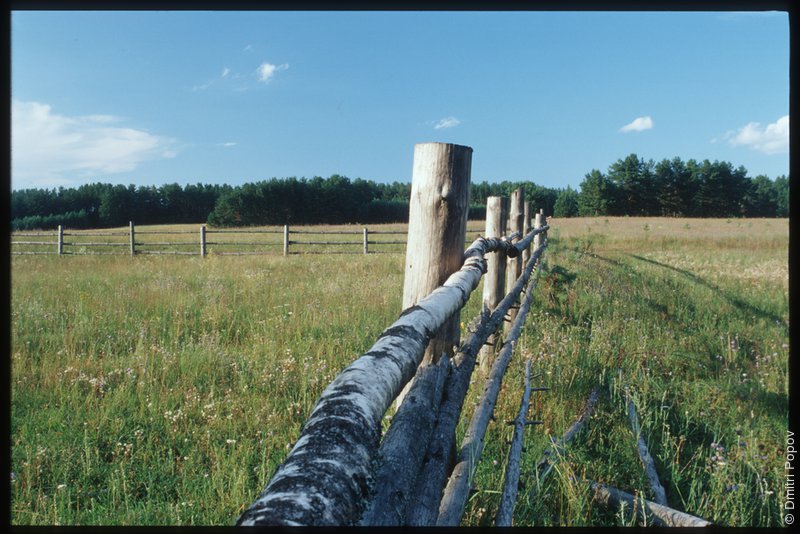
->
(726, 484, 739, 492)
(57, 484, 67, 491)
(226, 439, 236, 445)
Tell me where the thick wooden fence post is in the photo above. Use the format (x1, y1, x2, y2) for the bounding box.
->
(200, 225, 206, 257)
(397, 142, 472, 407)
(57, 225, 63, 256)
(363, 227, 369, 255)
(129, 221, 135, 256)
(478, 196, 507, 374)
(504, 187, 524, 332)
(283, 224, 289, 256)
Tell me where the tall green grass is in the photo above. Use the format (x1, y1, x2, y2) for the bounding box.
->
(10, 218, 789, 526)
(462, 217, 789, 526)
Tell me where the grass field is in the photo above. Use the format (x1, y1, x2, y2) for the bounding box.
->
(10, 217, 790, 526)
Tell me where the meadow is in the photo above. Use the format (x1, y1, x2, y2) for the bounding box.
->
(10, 217, 790, 526)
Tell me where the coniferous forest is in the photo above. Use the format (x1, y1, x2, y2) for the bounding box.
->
(11, 154, 789, 230)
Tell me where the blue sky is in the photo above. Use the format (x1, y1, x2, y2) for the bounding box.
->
(10, 10, 790, 191)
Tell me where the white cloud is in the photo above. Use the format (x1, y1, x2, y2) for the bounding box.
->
(217, 142, 237, 147)
(434, 117, 461, 130)
(725, 115, 789, 154)
(192, 79, 215, 92)
(619, 116, 654, 133)
(243, 44, 252, 52)
(222, 67, 231, 78)
(11, 100, 177, 189)
(257, 62, 289, 83)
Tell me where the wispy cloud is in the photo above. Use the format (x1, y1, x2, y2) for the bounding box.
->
(192, 79, 215, 92)
(217, 142, 237, 147)
(722, 115, 789, 155)
(11, 100, 177, 188)
(433, 117, 461, 130)
(222, 67, 231, 78)
(619, 116, 654, 133)
(257, 62, 289, 83)
(243, 44, 252, 52)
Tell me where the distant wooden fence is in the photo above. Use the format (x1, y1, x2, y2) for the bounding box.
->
(235, 143, 550, 526)
(10, 223, 488, 257)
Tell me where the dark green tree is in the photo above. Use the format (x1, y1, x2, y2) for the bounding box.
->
(553, 186, 580, 217)
(577, 169, 613, 216)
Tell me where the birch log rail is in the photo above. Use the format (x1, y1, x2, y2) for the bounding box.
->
(495, 358, 542, 527)
(626, 388, 668, 506)
(235, 233, 541, 526)
(375, 232, 547, 526)
(435, 243, 544, 526)
(589, 481, 712, 526)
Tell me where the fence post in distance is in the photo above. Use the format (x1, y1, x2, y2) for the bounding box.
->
(478, 196, 508, 375)
(522, 201, 531, 265)
(129, 221, 135, 256)
(363, 227, 369, 255)
(505, 187, 525, 332)
(200, 225, 207, 257)
(57, 225, 63, 256)
(397, 142, 472, 408)
(283, 225, 289, 256)
(533, 209, 544, 252)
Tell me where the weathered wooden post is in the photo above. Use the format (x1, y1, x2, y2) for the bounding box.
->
(200, 225, 207, 257)
(57, 225, 63, 256)
(478, 196, 507, 374)
(533, 209, 544, 252)
(283, 224, 289, 256)
(397, 142, 472, 406)
(504, 187, 524, 331)
(363, 227, 369, 255)
(522, 201, 531, 265)
(129, 221, 135, 256)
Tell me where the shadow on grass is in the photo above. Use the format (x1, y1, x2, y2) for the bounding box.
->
(625, 254, 786, 327)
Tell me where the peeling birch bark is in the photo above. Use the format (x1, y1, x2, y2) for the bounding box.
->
(626, 392, 668, 506)
(236, 236, 510, 526)
(590, 481, 712, 527)
(405, 240, 546, 526)
(436, 253, 543, 526)
(529, 387, 600, 499)
(495, 358, 535, 526)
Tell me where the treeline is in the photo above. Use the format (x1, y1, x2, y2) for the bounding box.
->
(10, 154, 789, 230)
(553, 154, 789, 218)
(11, 183, 229, 230)
(10, 175, 557, 230)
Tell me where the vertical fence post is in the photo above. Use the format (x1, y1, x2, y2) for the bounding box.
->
(504, 187, 525, 332)
(57, 225, 63, 256)
(129, 221, 135, 256)
(533, 209, 544, 252)
(363, 227, 369, 255)
(200, 225, 207, 257)
(396, 142, 472, 407)
(522, 201, 531, 266)
(283, 225, 289, 256)
(478, 196, 508, 374)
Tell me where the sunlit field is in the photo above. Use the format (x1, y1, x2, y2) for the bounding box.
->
(10, 217, 789, 526)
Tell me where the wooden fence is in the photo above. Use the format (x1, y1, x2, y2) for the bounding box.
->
(234, 143, 550, 526)
(10, 223, 489, 257)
